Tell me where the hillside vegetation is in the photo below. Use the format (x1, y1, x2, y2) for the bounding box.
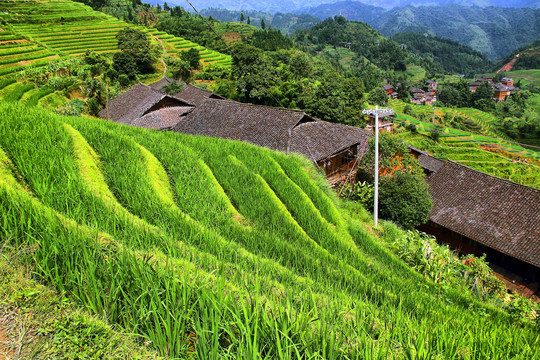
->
(0, 102, 539, 358)
(391, 32, 491, 75)
(0, 0, 231, 80)
(372, 5, 539, 61)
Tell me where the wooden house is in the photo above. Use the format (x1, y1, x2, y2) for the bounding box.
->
(426, 80, 438, 90)
(417, 160, 540, 284)
(98, 83, 195, 129)
(409, 87, 425, 104)
(477, 76, 493, 83)
(365, 113, 394, 133)
(172, 99, 371, 177)
(425, 91, 437, 105)
(501, 77, 514, 87)
(382, 84, 394, 95)
(149, 77, 229, 106)
(493, 83, 510, 101)
(468, 81, 481, 92)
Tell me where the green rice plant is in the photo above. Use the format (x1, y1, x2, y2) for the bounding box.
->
(23, 86, 54, 106)
(1, 102, 539, 358)
(2, 82, 34, 102)
(0, 78, 16, 90)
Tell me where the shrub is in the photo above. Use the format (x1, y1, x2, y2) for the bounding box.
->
(379, 173, 432, 228)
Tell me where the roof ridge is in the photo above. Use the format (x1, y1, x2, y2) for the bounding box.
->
(446, 160, 540, 192)
(205, 98, 307, 114)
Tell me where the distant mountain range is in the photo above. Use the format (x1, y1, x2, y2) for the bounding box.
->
(371, 4, 539, 60)
(149, 0, 539, 60)
(150, 0, 540, 12)
(297, 2, 539, 60)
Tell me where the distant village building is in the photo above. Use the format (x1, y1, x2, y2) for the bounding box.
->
(382, 84, 397, 99)
(468, 81, 481, 92)
(365, 113, 394, 133)
(477, 76, 493, 83)
(493, 83, 510, 101)
(501, 77, 514, 87)
(426, 80, 438, 90)
(424, 91, 437, 105)
(409, 87, 426, 105)
(467, 76, 519, 101)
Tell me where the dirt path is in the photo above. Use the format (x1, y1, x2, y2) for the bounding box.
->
(497, 53, 519, 73)
(152, 35, 167, 78)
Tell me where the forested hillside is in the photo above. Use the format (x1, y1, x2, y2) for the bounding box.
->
(200, 8, 321, 35)
(297, 2, 539, 60)
(497, 40, 540, 72)
(294, 16, 410, 72)
(391, 32, 492, 75)
(372, 5, 540, 60)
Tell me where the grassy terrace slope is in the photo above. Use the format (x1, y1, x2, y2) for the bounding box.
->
(0, 103, 538, 358)
(0, 0, 231, 79)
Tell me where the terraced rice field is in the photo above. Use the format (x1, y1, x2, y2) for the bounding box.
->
(389, 99, 499, 137)
(0, 0, 231, 78)
(0, 28, 61, 77)
(1, 102, 538, 358)
(394, 114, 540, 188)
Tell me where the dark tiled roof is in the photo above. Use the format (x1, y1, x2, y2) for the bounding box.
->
(173, 99, 371, 161)
(382, 84, 394, 90)
(418, 154, 445, 173)
(501, 77, 513, 82)
(130, 106, 194, 130)
(290, 121, 371, 162)
(407, 144, 428, 156)
(148, 77, 175, 92)
(469, 82, 481, 86)
(427, 161, 540, 268)
(172, 83, 227, 106)
(99, 83, 194, 124)
(493, 83, 509, 92)
(410, 87, 425, 94)
(174, 99, 311, 152)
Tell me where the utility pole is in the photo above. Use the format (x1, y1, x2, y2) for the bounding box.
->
(362, 105, 394, 227)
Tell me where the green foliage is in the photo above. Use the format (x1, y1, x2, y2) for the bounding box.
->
(387, 230, 505, 297)
(356, 133, 429, 228)
(367, 86, 387, 106)
(161, 80, 183, 95)
(85, 97, 102, 116)
(339, 181, 373, 209)
(295, 15, 412, 72)
(180, 47, 201, 70)
(391, 32, 491, 75)
(113, 28, 155, 79)
(301, 74, 366, 126)
(378, 173, 432, 228)
(248, 29, 293, 51)
(156, 12, 227, 53)
(56, 99, 86, 117)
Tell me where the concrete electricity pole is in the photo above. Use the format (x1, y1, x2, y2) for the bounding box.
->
(362, 105, 394, 227)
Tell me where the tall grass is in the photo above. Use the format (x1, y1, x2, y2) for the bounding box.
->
(0, 102, 538, 358)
